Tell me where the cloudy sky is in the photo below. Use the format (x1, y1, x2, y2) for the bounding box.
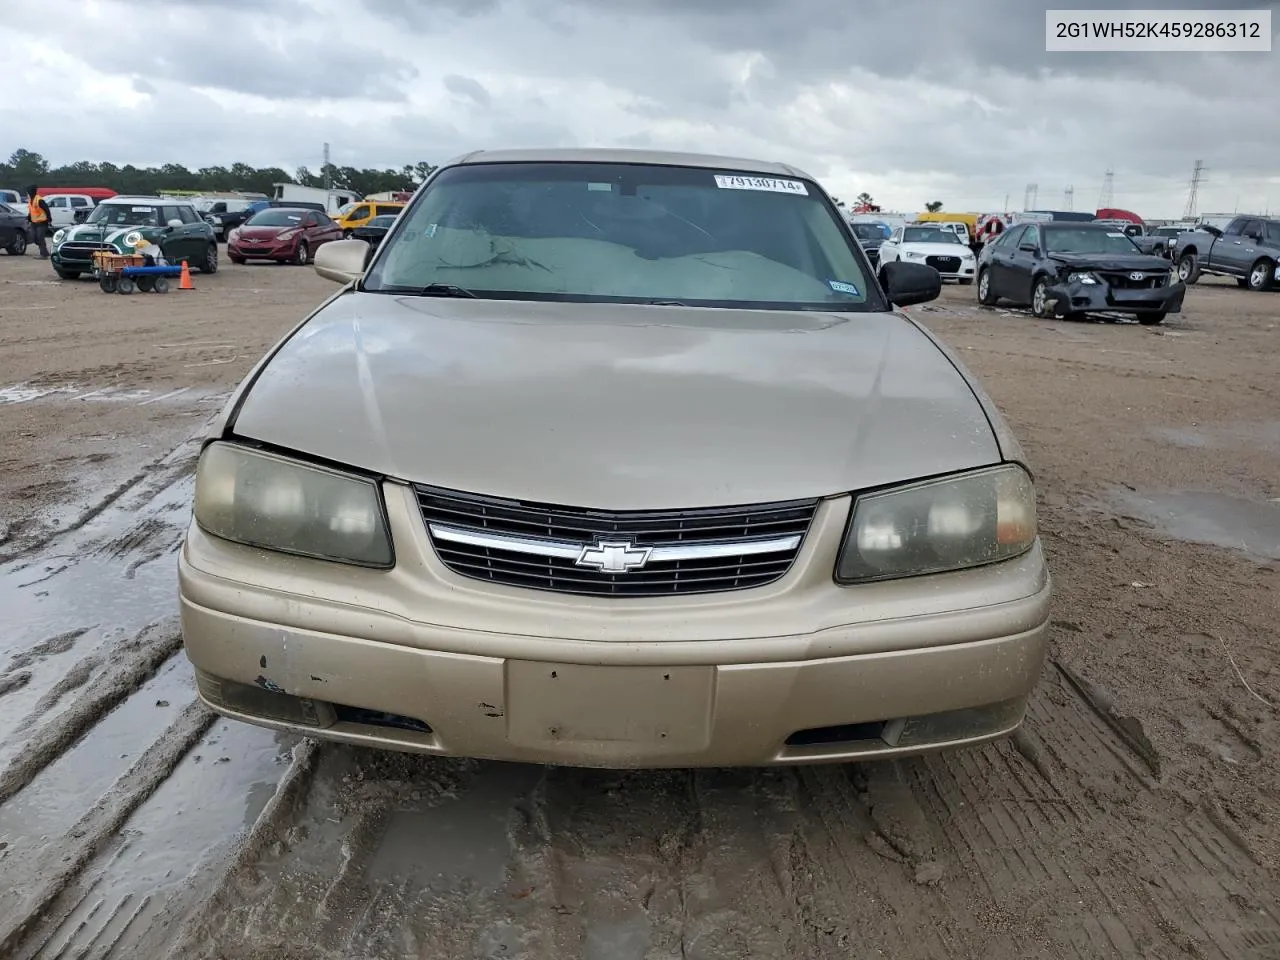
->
(7, 0, 1278, 218)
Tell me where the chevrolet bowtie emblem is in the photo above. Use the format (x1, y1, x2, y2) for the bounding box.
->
(575, 540, 652, 574)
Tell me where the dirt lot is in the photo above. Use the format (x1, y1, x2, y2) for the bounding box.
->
(0, 251, 1277, 960)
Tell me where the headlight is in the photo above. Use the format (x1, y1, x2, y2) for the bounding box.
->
(123, 231, 144, 248)
(1168, 268, 1179, 284)
(836, 465, 1036, 583)
(903, 251, 925, 260)
(1067, 272, 1099, 284)
(53, 229, 67, 244)
(193, 442, 393, 567)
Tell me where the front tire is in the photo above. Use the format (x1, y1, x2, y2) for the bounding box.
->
(1139, 311, 1167, 326)
(294, 241, 310, 265)
(1247, 260, 1274, 292)
(199, 242, 218, 274)
(6, 233, 26, 255)
(1177, 253, 1200, 284)
(1031, 277, 1055, 318)
(977, 268, 998, 305)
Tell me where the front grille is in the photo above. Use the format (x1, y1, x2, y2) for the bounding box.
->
(58, 241, 108, 261)
(415, 485, 819, 597)
(1099, 270, 1166, 289)
(925, 255, 962, 273)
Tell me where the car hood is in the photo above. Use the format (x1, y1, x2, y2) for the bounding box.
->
(901, 243, 972, 257)
(1046, 252, 1172, 271)
(236, 225, 294, 240)
(229, 296, 1002, 509)
(57, 223, 154, 246)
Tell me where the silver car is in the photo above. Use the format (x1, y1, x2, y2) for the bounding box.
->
(179, 148, 1051, 769)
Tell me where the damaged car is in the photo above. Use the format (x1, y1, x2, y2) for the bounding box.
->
(976, 221, 1185, 325)
(179, 148, 1051, 770)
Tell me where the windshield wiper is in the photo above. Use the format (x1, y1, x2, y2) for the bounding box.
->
(414, 283, 476, 299)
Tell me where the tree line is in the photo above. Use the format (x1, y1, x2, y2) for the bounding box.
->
(1, 149, 438, 199)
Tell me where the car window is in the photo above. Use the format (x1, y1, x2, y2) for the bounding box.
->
(0, 202, 12, 214)
(1240, 219, 1263, 239)
(1021, 226, 1040, 249)
(48, 196, 67, 208)
(369, 215, 398, 228)
(349, 205, 371, 220)
(903, 227, 960, 244)
(159, 205, 183, 224)
(365, 161, 879, 311)
(889, 229, 902, 243)
(176, 205, 199, 224)
(1267, 223, 1280, 244)
(1224, 219, 1246, 236)
(995, 225, 1024, 247)
(1044, 228, 1142, 254)
(86, 203, 161, 227)
(246, 209, 306, 227)
(70, 197, 90, 208)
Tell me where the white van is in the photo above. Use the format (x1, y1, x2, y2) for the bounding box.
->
(41, 193, 98, 228)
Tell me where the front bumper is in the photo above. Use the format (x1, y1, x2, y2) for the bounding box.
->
(228, 237, 298, 260)
(179, 484, 1053, 768)
(1047, 277, 1186, 316)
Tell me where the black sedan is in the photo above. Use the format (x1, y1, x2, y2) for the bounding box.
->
(350, 213, 399, 252)
(0, 201, 27, 255)
(976, 222, 1185, 325)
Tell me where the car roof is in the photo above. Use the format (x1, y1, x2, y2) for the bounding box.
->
(103, 195, 194, 205)
(449, 147, 813, 180)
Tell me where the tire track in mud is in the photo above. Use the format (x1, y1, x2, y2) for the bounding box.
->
(0, 698, 215, 955)
(0, 619, 183, 804)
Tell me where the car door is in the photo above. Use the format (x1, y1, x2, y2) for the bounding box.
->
(1229, 219, 1265, 275)
(176, 204, 209, 259)
(1211, 218, 1252, 274)
(984, 224, 1025, 298)
(44, 195, 70, 227)
(317, 212, 344, 244)
(879, 228, 902, 266)
(158, 204, 196, 262)
(1005, 224, 1041, 304)
(0, 202, 18, 247)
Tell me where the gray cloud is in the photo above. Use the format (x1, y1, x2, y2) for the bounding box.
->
(443, 74, 492, 107)
(6, 0, 1279, 217)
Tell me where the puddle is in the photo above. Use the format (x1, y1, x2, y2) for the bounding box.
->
(0, 655, 192, 875)
(16, 720, 295, 960)
(1152, 421, 1280, 456)
(368, 762, 545, 887)
(1109, 490, 1280, 562)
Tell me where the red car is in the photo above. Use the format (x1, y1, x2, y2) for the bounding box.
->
(227, 207, 343, 265)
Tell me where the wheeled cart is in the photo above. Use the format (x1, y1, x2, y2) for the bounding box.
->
(91, 252, 183, 294)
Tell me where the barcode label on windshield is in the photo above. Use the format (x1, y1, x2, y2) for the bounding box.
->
(714, 175, 808, 195)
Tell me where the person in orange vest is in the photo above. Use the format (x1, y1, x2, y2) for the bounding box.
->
(26, 185, 52, 259)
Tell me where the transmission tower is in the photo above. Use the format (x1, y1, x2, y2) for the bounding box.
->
(1098, 168, 1114, 209)
(1063, 185, 1074, 211)
(1183, 160, 1206, 220)
(1023, 183, 1038, 210)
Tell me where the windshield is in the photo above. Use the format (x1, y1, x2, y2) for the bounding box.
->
(246, 210, 306, 227)
(902, 227, 960, 244)
(368, 215, 398, 228)
(1267, 222, 1280, 244)
(850, 223, 886, 240)
(1045, 228, 1143, 254)
(87, 204, 160, 227)
(335, 202, 359, 217)
(363, 162, 877, 310)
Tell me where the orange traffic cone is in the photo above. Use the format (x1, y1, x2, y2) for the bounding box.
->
(179, 260, 195, 290)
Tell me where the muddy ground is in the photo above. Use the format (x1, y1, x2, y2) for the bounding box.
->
(0, 251, 1277, 960)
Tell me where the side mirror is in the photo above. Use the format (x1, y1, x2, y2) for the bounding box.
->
(881, 260, 941, 307)
(314, 238, 370, 284)
(166, 219, 183, 228)
(1018, 242, 1037, 253)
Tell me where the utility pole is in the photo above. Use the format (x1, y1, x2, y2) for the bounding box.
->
(1003, 192, 1009, 212)
(1098, 168, 1114, 209)
(1182, 159, 1205, 220)
(1063, 185, 1074, 211)
(323, 142, 331, 191)
(1023, 183, 1038, 210)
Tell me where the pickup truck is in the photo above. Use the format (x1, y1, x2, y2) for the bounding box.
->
(1172, 215, 1280, 291)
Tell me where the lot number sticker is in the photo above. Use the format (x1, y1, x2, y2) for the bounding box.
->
(714, 175, 808, 195)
